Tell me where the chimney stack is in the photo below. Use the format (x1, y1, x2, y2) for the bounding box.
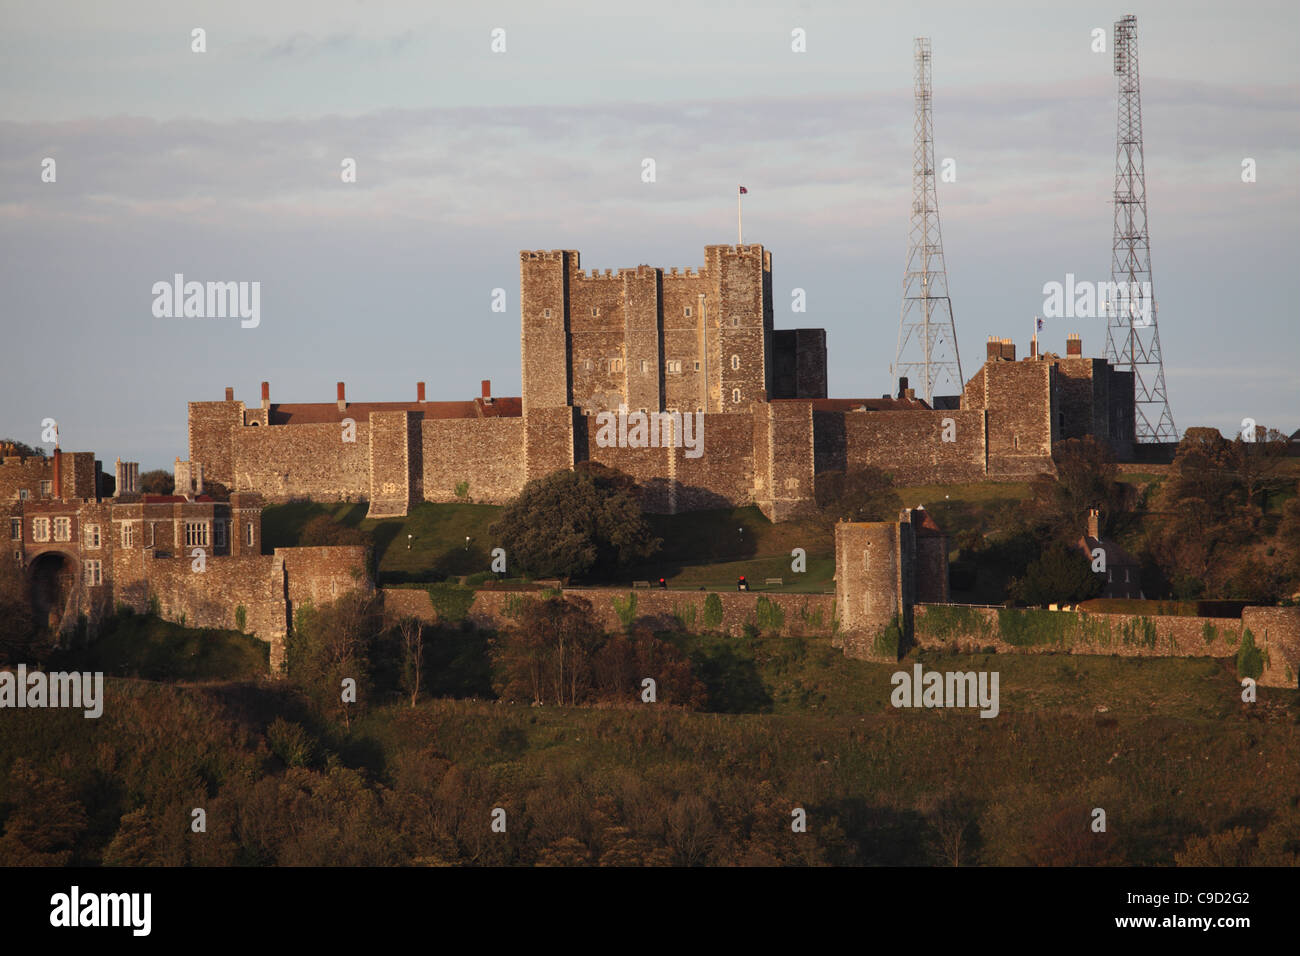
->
(897, 376, 909, 400)
(225, 387, 234, 401)
(1066, 333, 1082, 356)
(417, 382, 426, 402)
(1087, 508, 1101, 540)
(337, 382, 347, 411)
(986, 336, 1001, 361)
(481, 379, 492, 403)
(52, 447, 62, 500)
(1000, 338, 1016, 362)
(261, 381, 270, 410)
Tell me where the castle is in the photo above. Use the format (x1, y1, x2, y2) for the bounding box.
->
(185, 243, 1136, 521)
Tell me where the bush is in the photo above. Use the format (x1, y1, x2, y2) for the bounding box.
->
(702, 593, 724, 629)
(613, 592, 637, 630)
(267, 718, 316, 768)
(235, 605, 247, 633)
(1237, 628, 1264, 681)
(754, 596, 785, 633)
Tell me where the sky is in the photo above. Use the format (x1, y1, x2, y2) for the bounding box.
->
(1, 0, 1297, 470)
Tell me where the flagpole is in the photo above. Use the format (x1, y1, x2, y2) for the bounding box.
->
(737, 190, 742, 245)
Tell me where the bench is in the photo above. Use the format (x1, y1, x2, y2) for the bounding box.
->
(764, 578, 784, 587)
(632, 580, 651, 589)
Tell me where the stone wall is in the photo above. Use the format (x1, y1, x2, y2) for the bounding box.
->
(913, 604, 1300, 689)
(422, 417, 525, 504)
(232, 421, 370, 502)
(819, 408, 987, 484)
(380, 585, 834, 638)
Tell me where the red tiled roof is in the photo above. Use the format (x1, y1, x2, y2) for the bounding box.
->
(269, 397, 522, 424)
(801, 397, 934, 412)
(912, 508, 945, 536)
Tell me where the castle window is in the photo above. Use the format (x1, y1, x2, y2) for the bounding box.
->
(731, 316, 739, 327)
(215, 521, 227, 549)
(730, 354, 740, 370)
(584, 360, 593, 371)
(83, 560, 102, 587)
(185, 522, 209, 548)
(246, 522, 255, 547)
(121, 523, 136, 549)
(84, 524, 100, 549)
(40, 480, 52, 497)
(1013, 435, 1020, 450)
(592, 308, 599, 317)
(610, 358, 624, 373)
(639, 408, 647, 414)
(18, 489, 28, 500)
(9, 518, 20, 541)
(1124, 569, 1130, 583)
(53, 517, 71, 542)
(732, 388, 742, 404)
(543, 308, 552, 318)
(666, 360, 682, 374)
(685, 307, 692, 317)
(694, 361, 700, 371)
(32, 517, 49, 542)
(640, 360, 648, 374)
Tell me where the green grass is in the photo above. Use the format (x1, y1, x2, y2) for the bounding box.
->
(263, 501, 504, 583)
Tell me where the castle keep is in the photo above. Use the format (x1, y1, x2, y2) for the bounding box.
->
(184, 243, 1136, 521)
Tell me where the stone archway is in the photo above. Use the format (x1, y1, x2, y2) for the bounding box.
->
(27, 551, 76, 631)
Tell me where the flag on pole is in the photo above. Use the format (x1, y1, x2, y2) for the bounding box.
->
(738, 186, 748, 194)
(1036, 316, 1044, 331)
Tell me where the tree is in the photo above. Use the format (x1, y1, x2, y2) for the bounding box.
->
(139, 469, 175, 495)
(814, 467, 901, 527)
(1009, 543, 1102, 606)
(0, 759, 88, 865)
(0, 439, 45, 458)
(287, 591, 383, 727)
(1028, 437, 1126, 538)
(489, 469, 660, 581)
(1224, 425, 1289, 514)
(397, 616, 426, 707)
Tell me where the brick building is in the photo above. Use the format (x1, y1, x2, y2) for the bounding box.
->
(183, 243, 1136, 522)
(3, 451, 369, 670)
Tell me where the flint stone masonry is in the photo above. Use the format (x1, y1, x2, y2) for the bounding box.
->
(913, 604, 1300, 689)
(380, 586, 835, 638)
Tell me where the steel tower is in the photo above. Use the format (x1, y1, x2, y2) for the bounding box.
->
(1105, 14, 1176, 442)
(891, 37, 963, 404)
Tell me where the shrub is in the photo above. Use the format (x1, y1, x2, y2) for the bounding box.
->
(266, 718, 316, 768)
(873, 616, 902, 659)
(1236, 629, 1264, 681)
(427, 584, 476, 624)
(235, 605, 247, 633)
(613, 592, 637, 630)
(702, 593, 724, 629)
(454, 480, 470, 499)
(754, 596, 785, 633)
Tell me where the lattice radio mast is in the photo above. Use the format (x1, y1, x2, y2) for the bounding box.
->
(1105, 14, 1176, 442)
(891, 37, 963, 404)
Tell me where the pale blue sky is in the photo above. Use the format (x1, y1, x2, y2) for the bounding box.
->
(2, 0, 1297, 469)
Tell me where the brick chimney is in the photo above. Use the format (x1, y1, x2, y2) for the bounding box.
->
(1066, 333, 1082, 356)
(481, 379, 492, 403)
(225, 386, 234, 401)
(897, 376, 909, 399)
(986, 336, 1000, 361)
(52, 447, 62, 500)
(337, 382, 346, 411)
(417, 381, 426, 402)
(1000, 338, 1016, 361)
(1087, 508, 1101, 540)
(261, 381, 270, 410)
